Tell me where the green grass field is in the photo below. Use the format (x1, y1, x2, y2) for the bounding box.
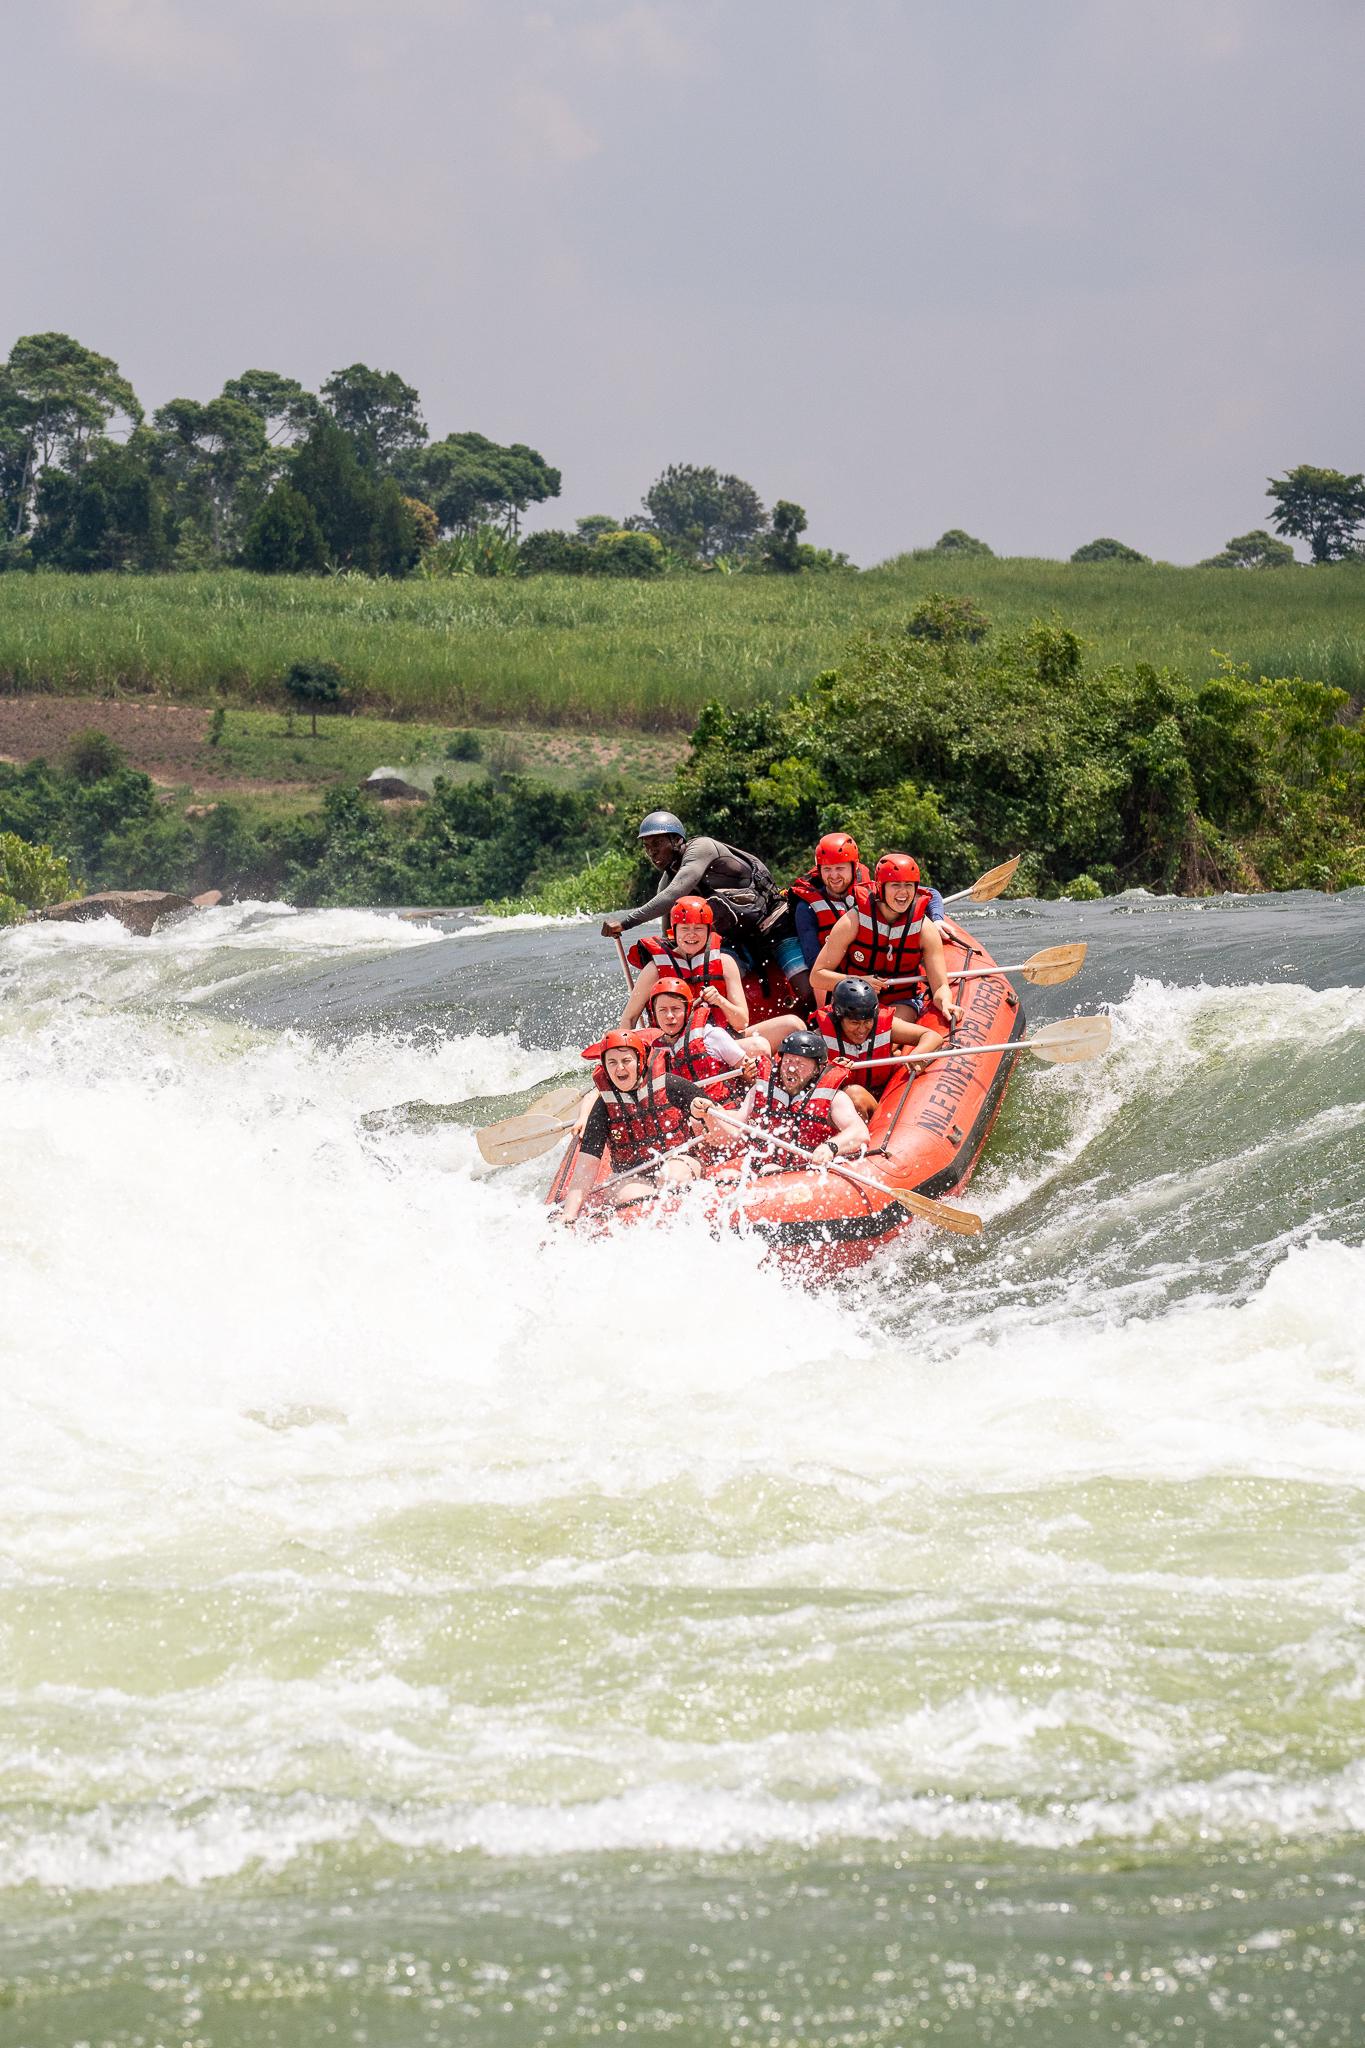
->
(1, 558, 1362, 730)
(200, 708, 682, 790)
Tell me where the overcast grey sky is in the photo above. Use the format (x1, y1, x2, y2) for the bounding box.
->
(7, 0, 1364, 563)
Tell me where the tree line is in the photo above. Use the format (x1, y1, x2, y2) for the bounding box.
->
(2, 331, 1360, 579)
(0, 331, 843, 581)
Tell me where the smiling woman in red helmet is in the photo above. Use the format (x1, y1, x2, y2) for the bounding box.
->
(810, 852, 959, 1030)
(618, 895, 750, 1033)
(557, 1029, 720, 1227)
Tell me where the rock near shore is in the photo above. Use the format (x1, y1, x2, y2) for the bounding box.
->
(39, 890, 196, 936)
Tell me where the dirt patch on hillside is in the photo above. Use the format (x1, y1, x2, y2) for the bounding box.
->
(0, 695, 299, 790)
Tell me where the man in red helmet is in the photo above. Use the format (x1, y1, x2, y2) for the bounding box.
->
(619, 896, 750, 1032)
(810, 853, 959, 1028)
(558, 1030, 720, 1226)
(784, 832, 870, 1009)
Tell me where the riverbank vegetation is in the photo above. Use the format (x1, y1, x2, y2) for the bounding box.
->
(6, 600, 1360, 916)
(3, 555, 1363, 730)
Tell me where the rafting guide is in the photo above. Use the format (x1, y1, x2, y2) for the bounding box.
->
(478, 813, 1110, 1259)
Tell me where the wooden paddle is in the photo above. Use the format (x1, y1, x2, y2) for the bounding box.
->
(476, 1082, 588, 1166)
(842, 1014, 1111, 1076)
(881, 942, 1086, 994)
(614, 934, 636, 989)
(941, 855, 1021, 906)
(703, 1108, 983, 1237)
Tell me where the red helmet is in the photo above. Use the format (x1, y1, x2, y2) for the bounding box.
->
(598, 1028, 652, 1065)
(815, 831, 860, 868)
(875, 853, 921, 891)
(648, 976, 695, 1018)
(669, 895, 713, 930)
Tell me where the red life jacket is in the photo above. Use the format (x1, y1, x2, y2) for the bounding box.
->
(634, 931, 728, 997)
(592, 1043, 690, 1173)
(845, 883, 934, 982)
(814, 1003, 897, 1093)
(788, 862, 873, 944)
(656, 1003, 737, 1099)
(753, 1062, 851, 1155)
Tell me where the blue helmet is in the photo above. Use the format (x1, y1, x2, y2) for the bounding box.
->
(637, 810, 685, 841)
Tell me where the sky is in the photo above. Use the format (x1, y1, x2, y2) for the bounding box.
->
(7, 0, 1364, 564)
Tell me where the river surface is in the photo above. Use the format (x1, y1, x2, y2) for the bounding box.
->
(3, 891, 1364, 2045)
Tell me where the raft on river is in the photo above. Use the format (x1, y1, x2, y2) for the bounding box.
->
(545, 916, 1026, 1270)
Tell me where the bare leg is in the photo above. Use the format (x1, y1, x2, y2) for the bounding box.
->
(846, 1083, 878, 1120)
(749, 1012, 807, 1056)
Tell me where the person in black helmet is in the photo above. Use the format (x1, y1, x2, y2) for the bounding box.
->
(733, 1027, 870, 1167)
(601, 811, 806, 987)
(813, 976, 946, 1120)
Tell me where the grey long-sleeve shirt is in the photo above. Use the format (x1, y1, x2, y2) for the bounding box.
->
(617, 837, 761, 931)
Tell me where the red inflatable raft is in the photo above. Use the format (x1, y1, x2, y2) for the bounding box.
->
(545, 917, 1025, 1271)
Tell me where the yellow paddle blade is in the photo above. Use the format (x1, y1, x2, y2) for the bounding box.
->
(475, 1081, 586, 1165)
(479, 1121, 578, 1167)
(1028, 1015, 1111, 1064)
(968, 854, 1021, 902)
(1019, 942, 1087, 986)
(894, 1186, 983, 1235)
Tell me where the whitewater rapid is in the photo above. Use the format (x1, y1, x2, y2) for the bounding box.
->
(3, 895, 1364, 1927)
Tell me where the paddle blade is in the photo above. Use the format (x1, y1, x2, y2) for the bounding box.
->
(897, 1187, 983, 1236)
(968, 854, 1021, 902)
(475, 1081, 586, 1165)
(478, 1119, 578, 1166)
(1027, 1014, 1111, 1064)
(1019, 942, 1087, 986)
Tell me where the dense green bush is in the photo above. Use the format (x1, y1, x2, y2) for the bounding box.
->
(660, 622, 1364, 895)
(0, 743, 625, 909)
(518, 528, 665, 578)
(0, 832, 81, 923)
(1071, 537, 1149, 565)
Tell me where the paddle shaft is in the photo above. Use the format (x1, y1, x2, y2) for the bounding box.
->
(704, 1109, 980, 1236)
(592, 1131, 704, 1196)
(614, 935, 636, 990)
(880, 948, 1081, 993)
(839, 1025, 1097, 1074)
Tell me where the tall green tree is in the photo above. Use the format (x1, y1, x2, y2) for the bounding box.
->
(288, 416, 418, 574)
(289, 416, 377, 564)
(30, 434, 169, 571)
(642, 464, 765, 561)
(1200, 528, 1297, 569)
(152, 395, 270, 560)
(0, 332, 142, 537)
(762, 499, 808, 573)
(222, 370, 319, 447)
(401, 431, 561, 533)
(1267, 465, 1365, 563)
(320, 363, 426, 471)
(242, 483, 327, 572)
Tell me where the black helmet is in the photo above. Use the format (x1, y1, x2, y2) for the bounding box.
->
(637, 810, 685, 840)
(779, 1029, 827, 1067)
(832, 976, 878, 1020)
